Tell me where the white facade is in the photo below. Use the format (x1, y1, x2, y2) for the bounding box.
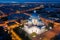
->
(23, 26, 46, 35)
(23, 18, 46, 35)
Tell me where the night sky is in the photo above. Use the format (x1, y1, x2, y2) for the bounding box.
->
(0, 0, 60, 3)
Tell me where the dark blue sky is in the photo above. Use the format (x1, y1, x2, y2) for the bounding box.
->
(0, 0, 60, 3)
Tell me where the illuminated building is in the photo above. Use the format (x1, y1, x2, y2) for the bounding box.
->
(23, 10, 46, 37)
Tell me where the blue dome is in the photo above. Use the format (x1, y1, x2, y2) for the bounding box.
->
(31, 12, 39, 19)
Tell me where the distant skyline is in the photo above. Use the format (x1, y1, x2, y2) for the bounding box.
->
(0, 0, 60, 3)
